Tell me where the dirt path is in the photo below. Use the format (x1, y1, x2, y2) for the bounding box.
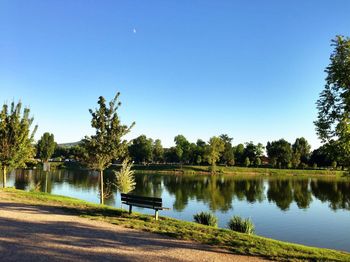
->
(0, 200, 266, 262)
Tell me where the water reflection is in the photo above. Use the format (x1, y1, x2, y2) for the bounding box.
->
(6, 170, 350, 213)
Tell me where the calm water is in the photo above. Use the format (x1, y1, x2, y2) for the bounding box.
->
(5, 169, 350, 252)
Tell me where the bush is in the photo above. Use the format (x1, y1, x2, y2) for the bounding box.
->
(228, 216, 255, 234)
(193, 212, 218, 227)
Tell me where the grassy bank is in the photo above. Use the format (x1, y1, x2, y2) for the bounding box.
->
(1, 188, 349, 261)
(133, 164, 345, 177)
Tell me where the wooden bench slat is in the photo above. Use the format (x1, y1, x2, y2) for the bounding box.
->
(122, 199, 162, 207)
(121, 193, 162, 202)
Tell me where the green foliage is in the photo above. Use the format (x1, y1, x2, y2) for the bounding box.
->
(37, 132, 56, 162)
(228, 216, 255, 235)
(254, 157, 261, 167)
(174, 135, 190, 164)
(82, 92, 134, 204)
(219, 134, 235, 166)
(244, 157, 250, 167)
(332, 161, 337, 169)
(292, 137, 311, 165)
(266, 139, 293, 168)
(315, 36, 350, 166)
(193, 211, 218, 227)
(205, 136, 225, 171)
(129, 135, 153, 163)
(243, 142, 264, 164)
(82, 93, 134, 171)
(115, 159, 136, 194)
(0, 100, 37, 187)
(153, 139, 164, 163)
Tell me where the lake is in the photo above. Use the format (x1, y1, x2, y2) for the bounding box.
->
(5, 169, 350, 252)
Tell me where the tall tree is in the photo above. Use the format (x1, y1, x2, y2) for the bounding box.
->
(37, 132, 56, 170)
(219, 134, 235, 166)
(292, 137, 311, 167)
(174, 135, 190, 165)
(82, 93, 134, 204)
(315, 36, 350, 165)
(129, 135, 153, 164)
(266, 139, 292, 168)
(233, 143, 245, 165)
(0, 101, 37, 187)
(205, 136, 225, 172)
(153, 139, 164, 163)
(243, 142, 264, 164)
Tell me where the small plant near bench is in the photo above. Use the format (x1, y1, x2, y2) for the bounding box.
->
(228, 216, 255, 235)
(193, 211, 218, 227)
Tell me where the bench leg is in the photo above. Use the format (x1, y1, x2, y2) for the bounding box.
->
(155, 209, 159, 220)
(129, 205, 132, 214)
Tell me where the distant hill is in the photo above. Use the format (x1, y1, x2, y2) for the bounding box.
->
(57, 141, 82, 148)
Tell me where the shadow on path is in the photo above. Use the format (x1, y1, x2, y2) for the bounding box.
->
(0, 201, 246, 262)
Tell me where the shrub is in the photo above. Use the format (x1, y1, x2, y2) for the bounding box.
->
(228, 216, 255, 234)
(193, 212, 218, 227)
(114, 159, 136, 194)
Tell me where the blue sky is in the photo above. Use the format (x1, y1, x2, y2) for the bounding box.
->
(1, 0, 350, 149)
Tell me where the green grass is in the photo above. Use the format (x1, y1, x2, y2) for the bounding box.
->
(133, 164, 345, 177)
(1, 188, 349, 261)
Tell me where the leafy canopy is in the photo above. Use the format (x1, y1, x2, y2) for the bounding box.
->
(0, 101, 37, 171)
(82, 92, 135, 171)
(37, 132, 56, 162)
(315, 36, 350, 162)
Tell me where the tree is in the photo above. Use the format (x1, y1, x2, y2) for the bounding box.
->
(37, 132, 56, 170)
(292, 137, 311, 166)
(205, 136, 225, 172)
(243, 142, 264, 164)
(266, 139, 292, 168)
(82, 93, 134, 204)
(174, 135, 190, 165)
(234, 144, 245, 165)
(115, 159, 136, 194)
(244, 157, 250, 167)
(219, 134, 235, 166)
(310, 143, 337, 168)
(194, 139, 207, 165)
(255, 157, 261, 167)
(315, 36, 350, 166)
(129, 135, 153, 164)
(0, 101, 37, 188)
(153, 139, 164, 163)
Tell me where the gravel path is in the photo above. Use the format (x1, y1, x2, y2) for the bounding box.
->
(0, 200, 266, 262)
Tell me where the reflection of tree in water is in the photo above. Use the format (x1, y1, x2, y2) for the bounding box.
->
(163, 175, 265, 212)
(267, 179, 293, 210)
(311, 179, 350, 210)
(13, 169, 30, 190)
(293, 179, 312, 209)
(132, 173, 163, 198)
(233, 179, 265, 203)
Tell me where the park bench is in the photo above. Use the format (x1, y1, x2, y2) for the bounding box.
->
(121, 193, 169, 220)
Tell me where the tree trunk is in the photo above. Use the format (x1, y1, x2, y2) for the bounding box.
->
(45, 171, 48, 193)
(2, 166, 7, 188)
(99, 169, 104, 205)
